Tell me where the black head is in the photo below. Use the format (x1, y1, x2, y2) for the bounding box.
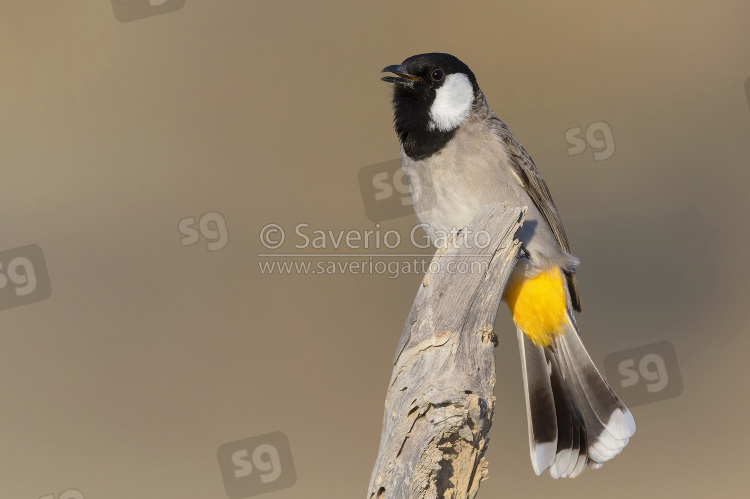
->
(381, 53, 480, 160)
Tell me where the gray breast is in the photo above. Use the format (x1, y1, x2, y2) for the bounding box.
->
(400, 120, 522, 238)
(400, 120, 576, 273)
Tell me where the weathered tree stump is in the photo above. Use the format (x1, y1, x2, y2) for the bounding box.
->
(368, 203, 525, 499)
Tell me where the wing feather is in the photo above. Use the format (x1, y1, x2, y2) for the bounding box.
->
(493, 119, 583, 312)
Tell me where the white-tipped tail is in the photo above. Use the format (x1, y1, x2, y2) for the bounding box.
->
(517, 313, 635, 478)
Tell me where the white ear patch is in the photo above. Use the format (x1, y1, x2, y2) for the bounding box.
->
(428, 73, 474, 132)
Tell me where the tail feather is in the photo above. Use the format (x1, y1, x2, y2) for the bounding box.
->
(551, 341, 598, 477)
(546, 350, 576, 478)
(517, 313, 635, 478)
(555, 334, 621, 463)
(517, 329, 557, 475)
(559, 313, 635, 440)
(571, 425, 588, 477)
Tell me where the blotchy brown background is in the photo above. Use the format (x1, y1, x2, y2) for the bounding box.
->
(2, 1, 749, 498)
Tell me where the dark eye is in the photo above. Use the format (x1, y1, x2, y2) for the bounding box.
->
(431, 69, 445, 81)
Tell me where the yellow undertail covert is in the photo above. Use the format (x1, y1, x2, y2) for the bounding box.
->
(504, 268, 568, 347)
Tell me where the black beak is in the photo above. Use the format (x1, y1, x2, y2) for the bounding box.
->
(381, 64, 420, 86)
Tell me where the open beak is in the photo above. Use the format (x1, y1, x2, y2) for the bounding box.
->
(381, 64, 420, 86)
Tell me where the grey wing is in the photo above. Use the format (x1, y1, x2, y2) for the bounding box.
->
(493, 119, 583, 312)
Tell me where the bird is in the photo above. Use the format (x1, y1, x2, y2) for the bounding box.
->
(381, 53, 635, 478)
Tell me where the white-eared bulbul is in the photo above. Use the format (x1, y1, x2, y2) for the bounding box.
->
(382, 53, 635, 478)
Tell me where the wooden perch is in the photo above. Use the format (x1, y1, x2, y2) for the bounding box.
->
(367, 203, 526, 499)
